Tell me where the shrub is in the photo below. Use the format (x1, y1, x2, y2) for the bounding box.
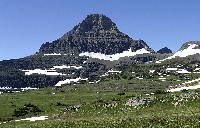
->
(13, 108, 28, 117)
(31, 106, 43, 113)
(56, 102, 70, 106)
(24, 103, 35, 107)
(154, 90, 166, 94)
(118, 92, 125, 96)
(12, 103, 43, 117)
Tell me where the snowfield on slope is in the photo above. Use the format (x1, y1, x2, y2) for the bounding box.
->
(55, 78, 88, 86)
(156, 44, 200, 63)
(15, 116, 48, 122)
(79, 48, 150, 61)
(22, 69, 66, 75)
(167, 78, 200, 92)
(167, 85, 200, 92)
(22, 65, 82, 75)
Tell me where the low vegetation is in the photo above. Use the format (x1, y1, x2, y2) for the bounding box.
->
(0, 80, 200, 127)
(1, 59, 200, 127)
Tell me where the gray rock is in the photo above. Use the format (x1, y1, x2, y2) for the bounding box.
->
(39, 14, 153, 55)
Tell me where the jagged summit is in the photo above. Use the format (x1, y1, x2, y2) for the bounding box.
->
(70, 14, 118, 33)
(39, 14, 152, 55)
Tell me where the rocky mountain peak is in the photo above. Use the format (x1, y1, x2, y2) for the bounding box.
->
(72, 14, 118, 33)
(157, 47, 172, 54)
(39, 14, 152, 55)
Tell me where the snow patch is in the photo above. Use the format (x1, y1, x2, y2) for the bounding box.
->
(157, 44, 200, 63)
(166, 68, 178, 71)
(79, 48, 150, 61)
(51, 65, 82, 70)
(167, 85, 200, 92)
(22, 65, 82, 75)
(177, 69, 191, 73)
(108, 69, 122, 73)
(166, 68, 191, 73)
(167, 78, 200, 92)
(55, 78, 88, 86)
(15, 116, 48, 121)
(22, 69, 66, 76)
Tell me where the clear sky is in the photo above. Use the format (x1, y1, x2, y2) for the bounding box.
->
(1, 0, 200, 61)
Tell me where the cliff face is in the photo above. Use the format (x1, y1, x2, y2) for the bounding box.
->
(39, 14, 152, 55)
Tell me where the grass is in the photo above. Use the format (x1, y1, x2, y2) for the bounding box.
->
(0, 78, 200, 127)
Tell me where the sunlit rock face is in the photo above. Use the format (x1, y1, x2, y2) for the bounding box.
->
(39, 14, 153, 55)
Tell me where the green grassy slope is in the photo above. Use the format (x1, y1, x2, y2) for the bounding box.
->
(0, 82, 200, 127)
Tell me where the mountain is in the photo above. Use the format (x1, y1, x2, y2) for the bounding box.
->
(156, 41, 200, 63)
(0, 14, 154, 88)
(39, 14, 153, 55)
(1, 14, 200, 89)
(157, 47, 172, 54)
(179, 41, 200, 51)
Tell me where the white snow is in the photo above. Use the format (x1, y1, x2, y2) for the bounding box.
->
(51, 65, 82, 70)
(167, 78, 200, 92)
(108, 69, 122, 73)
(166, 68, 178, 71)
(15, 116, 48, 121)
(156, 44, 200, 63)
(22, 69, 66, 76)
(167, 85, 200, 92)
(21, 87, 38, 91)
(194, 68, 200, 71)
(177, 69, 191, 73)
(79, 48, 150, 61)
(149, 70, 155, 73)
(55, 78, 88, 86)
(22, 65, 82, 76)
(166, 68, 191, 73)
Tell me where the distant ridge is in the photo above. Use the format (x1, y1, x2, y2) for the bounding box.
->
(157, 47, 172, 54)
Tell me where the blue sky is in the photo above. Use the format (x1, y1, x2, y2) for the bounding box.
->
(0, 0, 200, 61)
